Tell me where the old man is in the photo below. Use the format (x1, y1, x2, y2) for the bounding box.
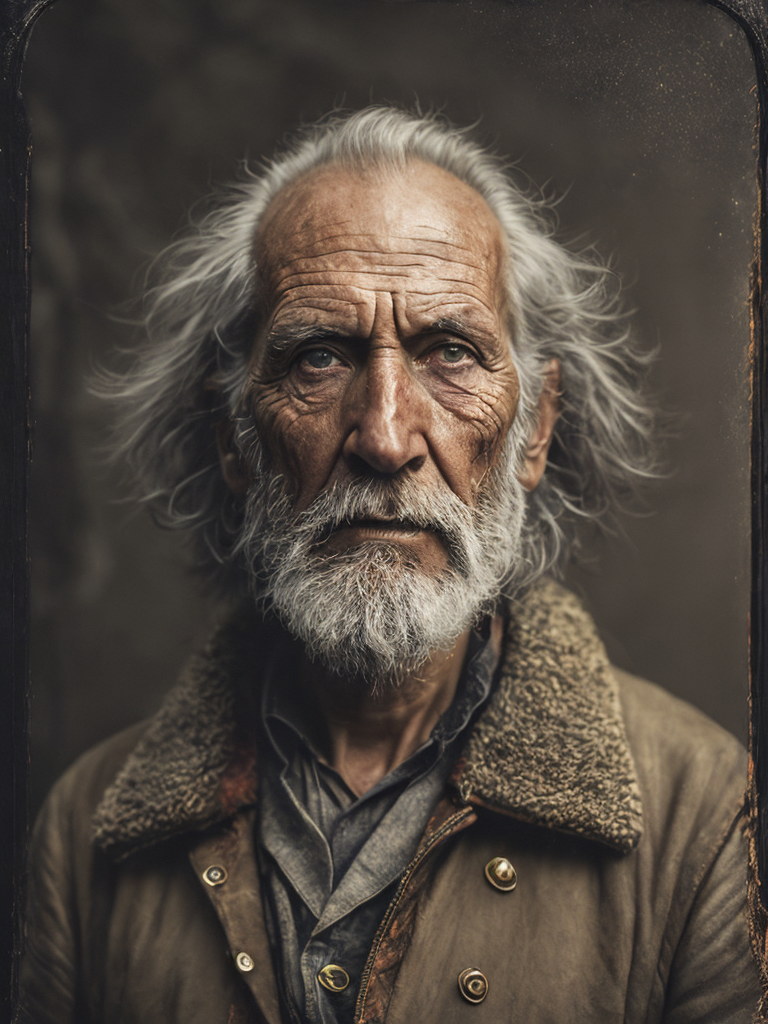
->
(20, 107, 760, 1023)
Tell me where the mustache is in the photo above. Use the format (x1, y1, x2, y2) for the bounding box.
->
(290, 476, 474, 548)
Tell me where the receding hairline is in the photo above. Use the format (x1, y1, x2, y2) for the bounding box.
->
(251, 156, 513, 318)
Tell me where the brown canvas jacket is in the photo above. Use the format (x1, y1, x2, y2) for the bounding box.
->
(17, 581, 761, 1024)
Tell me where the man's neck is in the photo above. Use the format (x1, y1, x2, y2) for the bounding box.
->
(295, 616, 502, 798)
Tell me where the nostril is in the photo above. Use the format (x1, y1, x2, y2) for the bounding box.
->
(403, 453, 426, 474)
(346, 452, 387, 478)
(345, 450, 426, 478)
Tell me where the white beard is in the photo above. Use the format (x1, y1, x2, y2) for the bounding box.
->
(236, 432, 529, 691)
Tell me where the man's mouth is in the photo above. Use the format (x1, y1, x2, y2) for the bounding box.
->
(308, 515, 429, 549)
(335, 516, 423, 538)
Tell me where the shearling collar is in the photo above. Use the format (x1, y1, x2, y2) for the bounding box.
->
(92, 579, 643, 861)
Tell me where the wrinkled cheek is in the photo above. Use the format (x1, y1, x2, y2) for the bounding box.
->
(248, 387, 298, 474)
(249, 387, 338, 502)
(481, 370, 521, 456)
(467, 425, 508, 487)
(488, 390, 520, 461)
(449, 385, 520, 486)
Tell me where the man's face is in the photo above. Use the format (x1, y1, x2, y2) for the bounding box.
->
(229, 161, 536, 686)
(247, 161, 521, 573)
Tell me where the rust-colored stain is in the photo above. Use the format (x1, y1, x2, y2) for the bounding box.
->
(217, 741, 258, 814)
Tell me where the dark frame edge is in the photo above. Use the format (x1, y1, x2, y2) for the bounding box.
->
(2, 0, 768, 1019)
(707, 0, 768, 1016)
(1, 1, 57, 1021)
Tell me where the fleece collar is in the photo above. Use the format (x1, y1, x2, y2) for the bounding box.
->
(92, 580, 643, 861)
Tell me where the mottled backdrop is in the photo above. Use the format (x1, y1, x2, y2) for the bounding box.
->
(23, 0, 757, 812)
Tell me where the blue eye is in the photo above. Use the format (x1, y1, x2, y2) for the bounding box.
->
(303, 348, 338, 369)
(440, 344, 469, 364)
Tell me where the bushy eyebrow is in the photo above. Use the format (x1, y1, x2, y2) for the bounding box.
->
(424, 316, 499, 348)
(263, 324, 349, 358)
(262, 314, 499, 361)
(426, 316, 475, 341)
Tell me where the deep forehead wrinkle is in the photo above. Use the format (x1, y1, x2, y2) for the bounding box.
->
(270, 248, 494, 290)
(275, 267, 492, 287)
(269, 236, 488, 270)
(274, 230, 485, 253)
(269, 284, 500, 321)
(276, 249, 485, 271)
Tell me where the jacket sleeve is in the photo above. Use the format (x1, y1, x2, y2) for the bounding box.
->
(662, 813, 761, 1024)
(17, 779, 89, 1024)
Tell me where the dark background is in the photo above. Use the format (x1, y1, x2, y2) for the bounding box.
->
(22, 0, 757, 814)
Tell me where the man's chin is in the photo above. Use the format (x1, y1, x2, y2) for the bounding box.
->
(261, 560, 468, 691)
(315, 528, 451, 575)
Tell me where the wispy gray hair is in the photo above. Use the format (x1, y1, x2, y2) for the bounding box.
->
(101, 105, 657, 594)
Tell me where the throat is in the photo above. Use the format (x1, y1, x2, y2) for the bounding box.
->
(298, 628, 474, 797)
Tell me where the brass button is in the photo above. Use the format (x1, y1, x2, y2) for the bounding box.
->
(458, 967, 488, 1004)
(318, 964, 350, 993)
(484, 856, 517, 892)
(235, 951, 254, 972)
(203, 864, 228, 886)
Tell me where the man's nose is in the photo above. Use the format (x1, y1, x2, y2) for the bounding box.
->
(342, 352, 429, 476)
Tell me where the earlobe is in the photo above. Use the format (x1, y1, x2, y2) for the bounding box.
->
(517, 359, 561, 492)
(215, 418, 250, 496)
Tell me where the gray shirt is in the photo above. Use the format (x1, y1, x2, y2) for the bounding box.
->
(257, 628, 499, 1024)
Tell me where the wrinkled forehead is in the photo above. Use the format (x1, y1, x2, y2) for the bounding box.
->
(252, 159, 509, 301)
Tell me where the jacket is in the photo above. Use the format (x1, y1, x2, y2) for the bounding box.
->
(18, 580, 761, 1023)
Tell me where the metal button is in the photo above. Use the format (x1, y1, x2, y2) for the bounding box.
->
(235, 951, 254, 972)
(318, 964, 350, 993)
(484, 856, 517, 892)
(458, 967, 488, 1004)
(203, 864, 228, 887)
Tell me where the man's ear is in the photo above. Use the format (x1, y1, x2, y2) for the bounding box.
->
(517, 359, 561, 492)
(215, 418, 250, 496)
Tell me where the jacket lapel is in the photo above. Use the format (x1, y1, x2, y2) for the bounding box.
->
(455, 579, 643, 853)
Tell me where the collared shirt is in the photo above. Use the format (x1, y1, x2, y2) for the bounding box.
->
(256, 628, 500, 1024)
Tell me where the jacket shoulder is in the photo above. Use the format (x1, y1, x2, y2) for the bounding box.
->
(612, 667, 747, 856)
(20, 723, 151, 1024)
(38, 720, 150, 833)
(612, 667, 747, 768)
